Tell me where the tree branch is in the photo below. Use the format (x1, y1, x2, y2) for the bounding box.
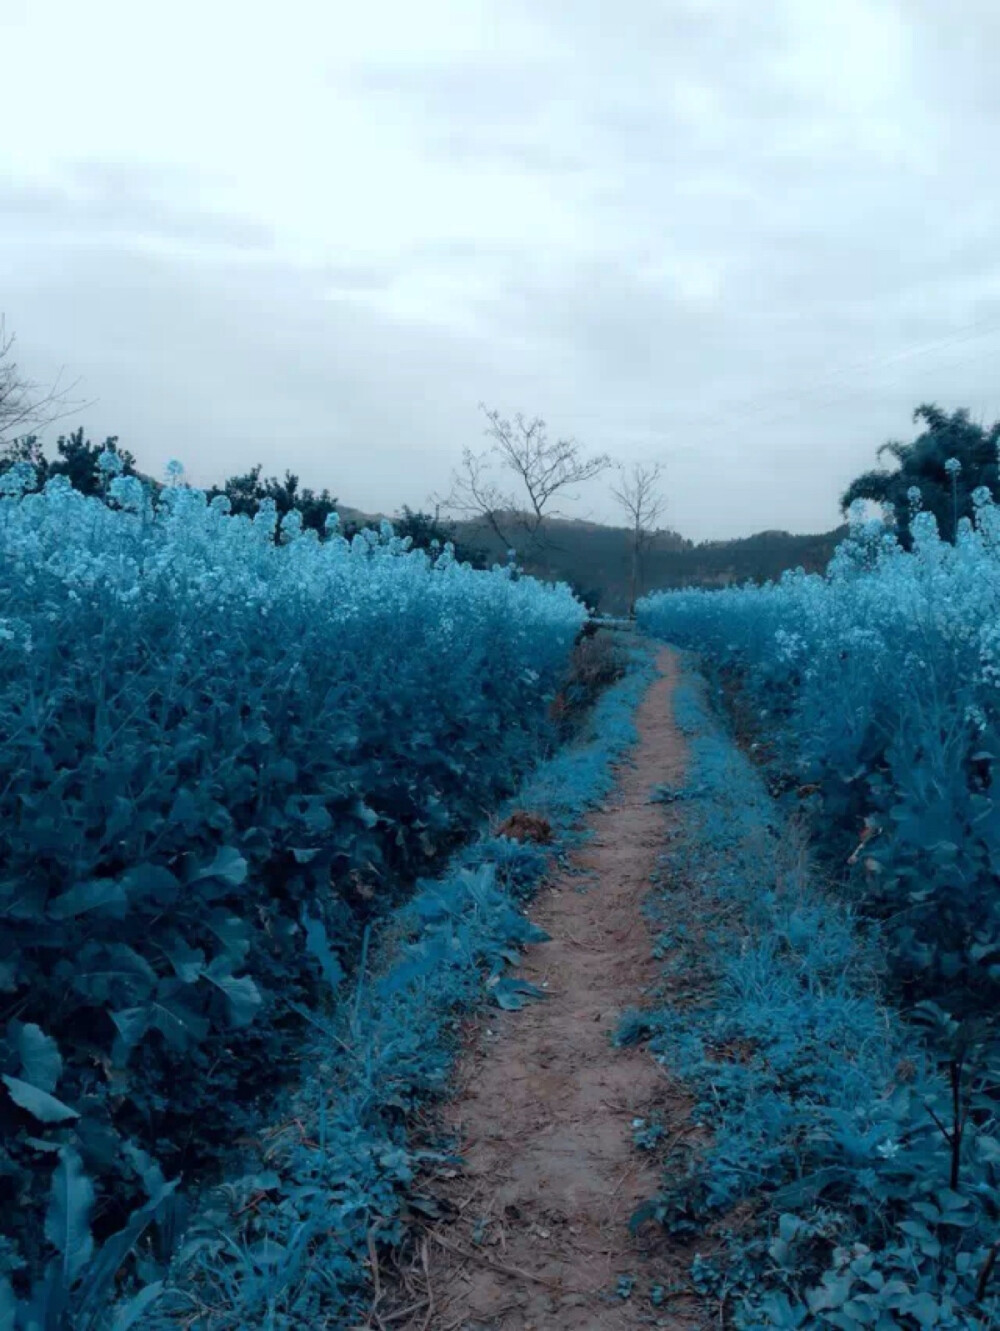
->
(0, 317, 89, 446)
(444, 405, 612, 553)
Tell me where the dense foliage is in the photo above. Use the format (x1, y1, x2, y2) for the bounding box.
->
(0, 464, 583, 1325)
(633, 676, 1000, 1327)
(640, 492, 1000, 1017)
(3, 434, 487, 565)
(638, 489, 1000, 1322)
(0, 429, 138, 498)
(462, 514, 843, 613)
(386, 505, 488, 569)
(139, 640, 651, 1328)
(202, 463, 488, 562)
(204, 463, 339, 538)
(841, 404, 1000, 546)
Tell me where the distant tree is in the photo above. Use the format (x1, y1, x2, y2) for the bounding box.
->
(0, 317, 85, 446)
(610, 460, 667, 616)
(212, 464, 268, 517)
(50, 427, 137, 496)
(0, 427, 137, 495)
(446, 405, 611, 554)
(565, 577, 603, 614)
(209, 464, 338, 537)
(0, 434, 48, 484)
(392, 505, 489, 567)
(841, 404, 1000, 545)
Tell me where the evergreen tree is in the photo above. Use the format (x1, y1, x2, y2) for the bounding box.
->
(842, 404, 1000, 544)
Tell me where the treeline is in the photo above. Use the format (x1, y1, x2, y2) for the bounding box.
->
(0, 430, 488, 566)
(842, 402, 1000, 544)
(457, 515, 846, 612)
(0, 431, 849, 612)
(5, 399, 995, 613)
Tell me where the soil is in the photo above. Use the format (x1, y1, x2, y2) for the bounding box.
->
(376, 647, 706, 1330)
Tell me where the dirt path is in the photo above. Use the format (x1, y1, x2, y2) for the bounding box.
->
(391, 647, 701, 1330)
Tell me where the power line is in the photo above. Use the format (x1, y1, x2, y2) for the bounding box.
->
(547, 311, 1000, 441)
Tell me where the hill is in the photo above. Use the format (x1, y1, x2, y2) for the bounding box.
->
(0, 434, 845, 614)
(447, 515, 847, 613)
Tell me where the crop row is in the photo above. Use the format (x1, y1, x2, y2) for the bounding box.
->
(639, 493, 1000, 1014)
(0, 469, 583, 1324)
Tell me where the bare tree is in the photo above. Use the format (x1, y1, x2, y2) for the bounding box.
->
(0, 317, 84, 448)
(610, 460, 667, 617)
(446, 405, 612, 553)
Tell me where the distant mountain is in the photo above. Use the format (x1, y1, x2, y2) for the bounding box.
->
(249, 495, 845, 615)
(0, 440, 845, 613)
(444, 514, 847, 613)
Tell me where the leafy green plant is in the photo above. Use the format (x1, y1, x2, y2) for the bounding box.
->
(0, 470, 585, 1323)
(630, 672, 1000, 1327)
(640, 490, 1000, 1018)
(128, 644, 655, 1327)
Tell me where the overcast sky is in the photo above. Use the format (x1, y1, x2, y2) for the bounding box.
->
(3, 0, 1000, 539)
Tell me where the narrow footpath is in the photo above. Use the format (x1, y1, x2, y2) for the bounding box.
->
(389, 648, 704, 1330)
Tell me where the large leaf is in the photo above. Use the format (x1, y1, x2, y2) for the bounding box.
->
(23, 1259, 69, 1328)
(148, 996, 210, 1050)
(302, 909, 344, 992)
(268, 757, 297, 784)
(120, 863, 181, 905)
(0, 875, 47, 923)
(113, 995, 210, 1055)
(45, 1146, 95, 1286)
(77, 1179, 179, 1317)
(110, 1007, 151, 1053)
(17, 1023, 63, 1094)
(71, 942, 157, 1005)
(188, 846, 247, 889)
(207, 910, 251, 966)
(494, 906, 549, 946)
(121, 1140, 166, 1199)
(170, 786, 202, 832)
(204, 960, 263, 1028)
(2, 1075, 78, 1123)
(105, 795, 135, 841)
(302, 802, 333, 836)
(111, 1281, 167, 1330)
(353, 799, 379, 828)
(164, 936, 206, 984)
(48, 877, 127, 920)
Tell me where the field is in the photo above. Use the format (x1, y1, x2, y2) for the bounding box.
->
(640, 493, 1000, 1019)
(0, 469, 584, 1326)
(638, 496, 1000, 1325)
(5, 467, 1000, 1328)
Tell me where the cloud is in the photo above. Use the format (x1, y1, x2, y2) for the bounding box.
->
(0, 239, 534, 510)
(4, 0, 1000, 540)
(0, 167, 276, 252)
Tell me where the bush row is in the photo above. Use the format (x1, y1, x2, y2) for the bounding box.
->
(0, 469, 584, 1323)
(639, 493, 1000, 1015)
(136, 640, 653, 1328)
(632, 673, 1000, 1327)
